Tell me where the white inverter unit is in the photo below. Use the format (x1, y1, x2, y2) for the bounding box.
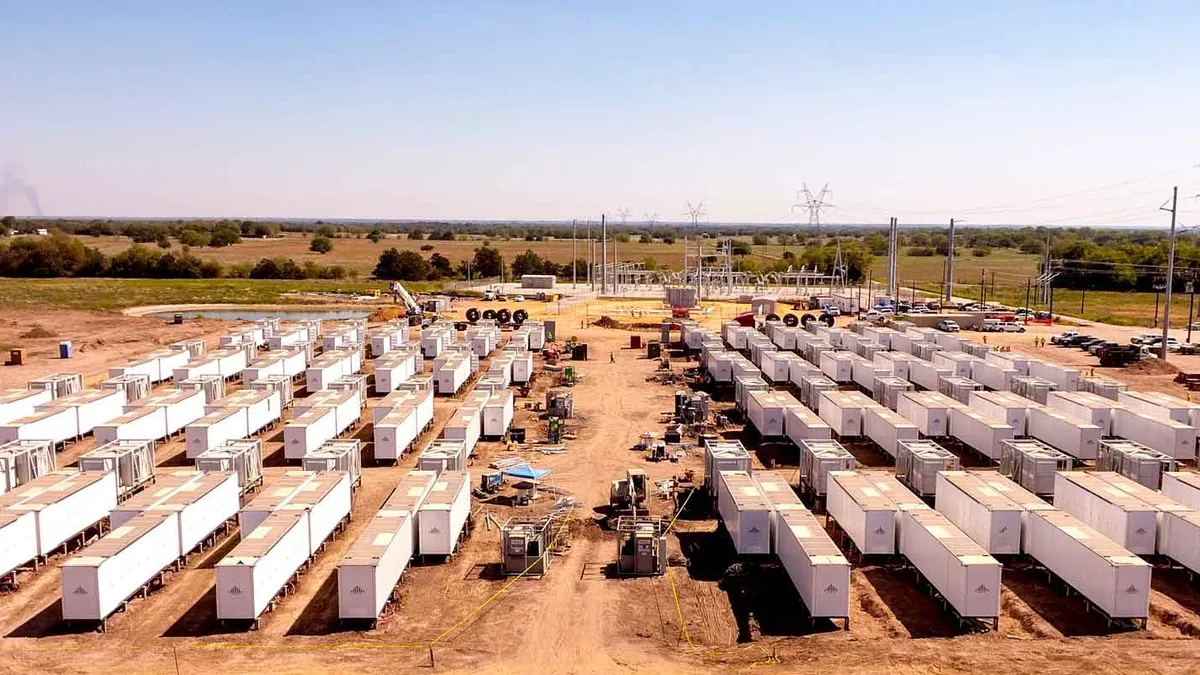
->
(798, 439, 856, 498)
(195, 440, 265, 495)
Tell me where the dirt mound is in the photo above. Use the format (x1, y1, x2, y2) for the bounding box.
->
(19, 325, 57, 339)
(592, 316, 624, 329)
(369, 307, 407, 322)
(1126, 357, 1179, 375)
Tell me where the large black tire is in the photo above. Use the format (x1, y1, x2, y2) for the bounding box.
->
(800, 313, 816, 326)
(783, 313, 799, 327)
(482, 309, 497, 320)
(819, 313, 835, 326)
(513, 309, 528, 325)
(496, 308, 512, 324)
(465, 307, 481, 323)
(765, 313, 780, 322)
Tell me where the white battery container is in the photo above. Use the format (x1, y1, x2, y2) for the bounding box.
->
(1027, 407, 1101, 460)
(1111, 408, 1197, 461)
(899, 508, 1002, 621)
(864, 406, 919, 458)
(775, 508, 850, 620)
(716, 471, 772, 555)
(968, 390, 1038, 436)
(1053, 471, 1158, 555)
(896, 391, 963, 437)
(826, 471, 898, 555)
(934, 471, 1024, 555)
(417, 471, 471, 556)
(283, 407, 337, 460)
(216, 510, 311, 621)
(949, 407, 1014, 461)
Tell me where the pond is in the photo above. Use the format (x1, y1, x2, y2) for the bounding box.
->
(149, 308, 372, 322)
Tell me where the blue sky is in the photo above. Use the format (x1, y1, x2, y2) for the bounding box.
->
(1, 1, 1198, 224)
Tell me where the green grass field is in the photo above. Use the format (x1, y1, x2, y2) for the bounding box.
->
(0, 278, 441, 311)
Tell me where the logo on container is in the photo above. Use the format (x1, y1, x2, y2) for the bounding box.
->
(873, 527, 886, 535)
(229, 585, 243, 596)
(72, 586, 88, 595)
(822, 584, 840, 594)
(1135, 527, 1147, 536)
(351, 585, 365, 595)
(973, 584, 990, 594)
(748, 527, 761, 533)
(1124, 585, 1139, 595)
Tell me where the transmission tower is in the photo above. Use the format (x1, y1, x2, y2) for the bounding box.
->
(684, 201, 705, 229)
(792, 183, 834, 233)
(644, 212, 658, 227)
(832, 238, 848, 287)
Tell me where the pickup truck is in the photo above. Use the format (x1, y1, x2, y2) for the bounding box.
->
(1050, 331, 1079, 345)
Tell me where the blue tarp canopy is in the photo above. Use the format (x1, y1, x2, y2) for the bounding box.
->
(501, 463, 552, 480)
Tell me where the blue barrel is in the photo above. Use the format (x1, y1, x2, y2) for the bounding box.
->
(59, 341, 73, 359)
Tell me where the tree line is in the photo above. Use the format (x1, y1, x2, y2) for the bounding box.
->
(0, 233, 349, 280)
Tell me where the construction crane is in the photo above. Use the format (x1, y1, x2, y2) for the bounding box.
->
(388, 281, 425, 324)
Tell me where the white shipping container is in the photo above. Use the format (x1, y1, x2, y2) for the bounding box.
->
(826, 471, 898, 555)
(864, 406, 919, 458)
(482, 391, 514, 438)
(716, 471, 772, 555)
(1029, 360, 1080, 392)
(818, 352, 854, 384)
(819, 391, 877, 438)
(0, 388, 53, 426)
(775, 508, 850, 620)
(149, 472, 241, 554)
(283, 471, 353, 557)
(896, 391, 963, 437)
(970, 359, 1016, 392)
(186, 408, 248, 458)
(110, 471, 202, 529)
(1162, 472, 1200, 510)
(374, 407, 420, 463)
(784, 404, 832, 447)
(1118, 391, 1200, 427)
(216, 510, 311, 621)
(1047, 391, 1120, 436)
(0, 510, 38, 582)
(899, 509, 1002, 621)
(1028, 407, 1101, 460)
(934, 472, 1024, 555)
(1111, 407, 1198, 461)
(746, 390, 793, 438)
(107, 356, 161, 385)
(60, 510, 182, 622)
(1053, 472, 1158, 555)
(0, 406, 79, 446)
(283, 407, 337, 460)
(932, 351, 977, 378)
(968, 390, 1038, 435)
(5, 471, 119, 557)
(137, 390, 206, 436)
(949, 407, 1014, 461)
(57, 389, 126, 437)
(417, 471, 471, 556)
(759, 350, 792, 384)
(1025, 509, 1150, 620)
(908, 359, 952, 391)
(93, 406, 168, 445)
(1161, 510, 1200, 576)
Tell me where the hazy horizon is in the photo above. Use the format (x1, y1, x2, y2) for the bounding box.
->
(2, 3, 1198, 226)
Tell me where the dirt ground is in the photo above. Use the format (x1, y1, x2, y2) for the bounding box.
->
(2, 299, 1200, 674)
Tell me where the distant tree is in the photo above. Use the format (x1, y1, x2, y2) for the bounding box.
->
(472, 244, 504, 278)
(178, 229, 211, 247)
(373, 248, 430, 281)
(428, 252, 455, 279)
(731, 242, 751, 256)
(430, 230, 457, 241)
(661, 235, 675, 245)
(209, 226, 241, 247)
(368, 230, 383, 244)
(864, 233, 889, 256)
(511, 249, 555, 278)
(156, 236, 172, 249)
(420, 244, 434, 251)
(751, 233, 771, 246)
(310, 235, 334, 254)
(251, 222, 279, 238)
(614, 232, 631, 244)
(315, 225, 336, 238)
(972, 247, 993, 257)
(908, 247, 936, 257)
(407, 229, 426, 240)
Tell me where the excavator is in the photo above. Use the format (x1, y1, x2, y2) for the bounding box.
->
(609, 468, 649, 515)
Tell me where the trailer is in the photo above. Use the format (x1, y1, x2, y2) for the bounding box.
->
(1028, 360, 1080, 392)
(798, 440, 856, 500)
(373, 352, 419, 393)
(416, 471, 471, 556)
(934, 471, 1024, 555)
(56, 389, 127, 437)
(968, 390, 1039, 436)
(949, 407, 1014, 461)
(932, 351, 979, 378)
(826, 471, 899, 555)
(775, 508, 850, 625)
(899, 508, 1002, 627)
(1054, 472, 1158, 555)
(216, 510, 311, 624)
(284, 471, 353, 556)
(1027, 407, 1101, 460)
(283, 407, 338, 460)
(908, 359, 952, 392)
(1025, 509, 1150, 625)
(716, 471, 772, 555)
(295, 390, 361, 438)
(1047, 391, 1120, 436)
(1, 471, 119, 557)
(746, 390, 793, 438)
(818, 352, 855, 384)
(970, 359, 1017, 392)
(784, 404, 832, 447)
(442, 406, 482, 457)
(1117, 391, 1200, 428)
(799, 376, 836, 413)
(896, 391, 964, 437)
(482, 391, 515, 439)
(1111, 408, 1197, 461)
(0, 388, 53, 426)
(93, 406, 169, 445)
(818, 391, 879, 438)
(1161, 471, 1200, 510)
(434, 354, 471, 396)
(864, 406, 919, 458)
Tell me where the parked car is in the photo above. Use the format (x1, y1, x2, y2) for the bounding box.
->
(1089, 341, 1118, 356)
(1064, 334, 1097, 347)
(1130, 334, 1160, 345)
(998, 322, 1026, 332)
(862, 310, 889, 322)
(1035, 311, 1052, 320)
(936, 320, 960, 332)
(824, 306, 841, 317)
(908, 306, 931, 314)
(1143, 337, 1182, 352)
(1078, 338, 1107, 351)
(1050, 331, 1079, 345)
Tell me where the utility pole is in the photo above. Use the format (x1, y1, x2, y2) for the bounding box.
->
(944, 218, 956, 302)
(980, 270, 986, 305)
(587, 220, 593, 291)
(1080, 289, 1086, 314)
(1188, 278, 1196, 343)
(1041, 229, 1052, 303)
(571, 219, 577, 289)
(1024, 278, 1031, 323)
(601, 213, 608, 295)
(1161, 186, 1179, 360)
